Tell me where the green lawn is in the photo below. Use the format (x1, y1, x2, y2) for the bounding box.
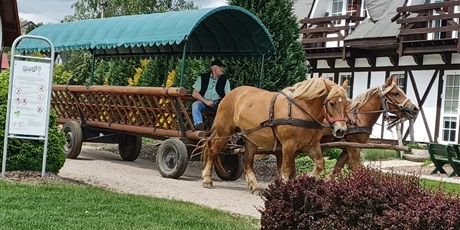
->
(0, 180, 258, 230)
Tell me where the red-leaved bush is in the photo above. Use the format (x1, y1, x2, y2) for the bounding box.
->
(259, 168, 460, 230)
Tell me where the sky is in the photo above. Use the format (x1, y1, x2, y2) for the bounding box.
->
(17, 0, 227, 24)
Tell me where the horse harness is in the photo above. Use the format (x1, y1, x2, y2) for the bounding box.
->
(339, 84, 409, 137)
(236, 90, 346, 149)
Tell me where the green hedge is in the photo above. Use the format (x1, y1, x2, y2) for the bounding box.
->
(0, 70, 66, 172)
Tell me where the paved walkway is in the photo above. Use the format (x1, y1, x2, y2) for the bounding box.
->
(365, 160, 460, 184)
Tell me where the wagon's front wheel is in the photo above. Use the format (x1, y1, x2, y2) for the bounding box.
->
(156, 139, 189, 179)
(215, 154, 244, 181)
(62, 121, 83, 159)
(118, 134, 142, 161)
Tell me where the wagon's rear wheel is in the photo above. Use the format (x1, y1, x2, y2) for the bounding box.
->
(62, 121, 83, 159)
(156, 139, 189, 179)
(215, 154, 244, 181)
(118, 134, 142, 161)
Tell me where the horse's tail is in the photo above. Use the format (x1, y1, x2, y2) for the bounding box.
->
(197, 123, 229, 177)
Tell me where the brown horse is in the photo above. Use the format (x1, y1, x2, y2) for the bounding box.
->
(320, 75, 419, 174)
(201, 77, 349, 193)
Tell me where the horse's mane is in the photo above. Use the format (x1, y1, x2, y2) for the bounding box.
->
(349, 82, 399, 110)
(349, 87, 379, 110)
(282, 77, 346, 101)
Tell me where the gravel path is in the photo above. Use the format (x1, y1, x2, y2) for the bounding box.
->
(57, 143, 274, 219)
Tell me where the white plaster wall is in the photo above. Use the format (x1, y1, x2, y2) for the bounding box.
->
(376, 57, 392, 67)
(355, 58, 371, 68)
(311, 0, 329, 18)
(351, 72, 368, 99)
(401, 70, 438, 142)
(399, 56, 418, 66)
(453, 53, 460, 64)
(423, 54, 445, 65)
(335, 59, 349, 68)
(317, 59, 331, 69)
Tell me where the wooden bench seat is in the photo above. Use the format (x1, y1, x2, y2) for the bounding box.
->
(428, 143, 460, 177)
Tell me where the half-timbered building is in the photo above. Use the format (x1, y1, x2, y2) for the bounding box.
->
(297, 0, 460, 144)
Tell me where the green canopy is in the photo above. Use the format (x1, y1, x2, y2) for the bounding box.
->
(17, 6, 275, 57)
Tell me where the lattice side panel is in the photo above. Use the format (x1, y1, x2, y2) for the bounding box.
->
(51, 89, 81, 120)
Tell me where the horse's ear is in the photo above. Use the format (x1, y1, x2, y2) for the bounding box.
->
(323, 79, 332, 91)
(386, 75, 397, 87)
(341, 79, 348, 89)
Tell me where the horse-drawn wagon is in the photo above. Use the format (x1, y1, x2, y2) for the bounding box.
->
(18, 6, 276, 180)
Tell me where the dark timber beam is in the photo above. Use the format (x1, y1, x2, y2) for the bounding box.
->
(346, 58, 355, 68)
(326, 59, 335, 68)
(389, 55, 399, 66)
(441, 52, 452, 64)
(412, 54, 423, 65)
(366, 56, 376, 67)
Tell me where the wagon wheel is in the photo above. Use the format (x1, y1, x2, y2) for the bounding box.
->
(118, 134, 142, 161)
(214, 154, 244, 181)
(156, 139, 189, 179)
(62, 121, 83, 159)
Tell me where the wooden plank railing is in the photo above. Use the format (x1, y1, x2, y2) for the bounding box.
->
(51, 85, 201, 140)
(396, 1, 460, 55)
(300, 15, 365, 50)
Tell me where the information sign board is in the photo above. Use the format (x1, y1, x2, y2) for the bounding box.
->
(8, 60, 51, 136)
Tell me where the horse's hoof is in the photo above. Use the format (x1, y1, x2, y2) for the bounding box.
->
(202, 182, 215, 189)
(251, 188, 264, 195)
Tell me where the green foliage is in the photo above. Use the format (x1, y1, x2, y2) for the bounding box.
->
(295, 155, 337, 178)
(62, 51, 92, 85)
(0, 180, 258, 230)
(422, 159, 433, 167)
(105, 59, 139, 86)
(361, 149, 400, 161)
(404, 142, 427, 150)
(138, 57, 170, 87)
(324, 148, 342, 160)
(65, 0, 197, 21)
(0, 71, 65, 172)
(53, 64, 72, 85)
(228, 0, 307, 90)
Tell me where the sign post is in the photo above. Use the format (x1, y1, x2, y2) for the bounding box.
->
(2, 35, 55, 177)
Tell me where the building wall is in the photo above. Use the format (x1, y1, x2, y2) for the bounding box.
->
(313, 54, 459, 143)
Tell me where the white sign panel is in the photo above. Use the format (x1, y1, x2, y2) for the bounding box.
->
(8, 60, 51, 136)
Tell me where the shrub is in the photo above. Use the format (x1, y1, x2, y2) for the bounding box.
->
(323, 148, 341, 160)
(259, 168, 460, 229)
(0, 70, 66, 172)
(295, 156, 336, 178)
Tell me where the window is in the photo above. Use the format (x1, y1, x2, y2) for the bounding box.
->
(441, 74, 460, 142)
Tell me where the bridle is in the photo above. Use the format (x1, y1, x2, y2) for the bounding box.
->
(322, 96, 348, 127)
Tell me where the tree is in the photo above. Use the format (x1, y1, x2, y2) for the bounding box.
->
(227, 0, 307, 91)
(64, 0, 196, 21)
(62, 0, 198, 86)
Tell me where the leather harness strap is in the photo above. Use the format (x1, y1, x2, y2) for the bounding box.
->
(236, 92, 327, 149)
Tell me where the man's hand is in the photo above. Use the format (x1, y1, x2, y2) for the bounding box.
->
(205, 100, 214, 107)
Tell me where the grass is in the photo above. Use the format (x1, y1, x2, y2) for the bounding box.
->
(422, 179, 460, 194)
(361, 149, 400, 161)
(0, 180, 258, 230)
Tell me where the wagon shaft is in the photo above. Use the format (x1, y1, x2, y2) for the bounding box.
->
(51, 85, 201, 140)
(320, 142, 411, 152)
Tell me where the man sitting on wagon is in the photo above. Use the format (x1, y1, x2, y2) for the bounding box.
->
(191, 59, 231, 131)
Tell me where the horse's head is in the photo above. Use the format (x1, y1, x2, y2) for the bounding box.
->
(324, 79, 349, 138)
(380, 75, 419, 119)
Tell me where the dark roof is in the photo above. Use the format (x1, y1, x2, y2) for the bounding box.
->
(346, 0, 406, 40)
(0, 0, 21, 46)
